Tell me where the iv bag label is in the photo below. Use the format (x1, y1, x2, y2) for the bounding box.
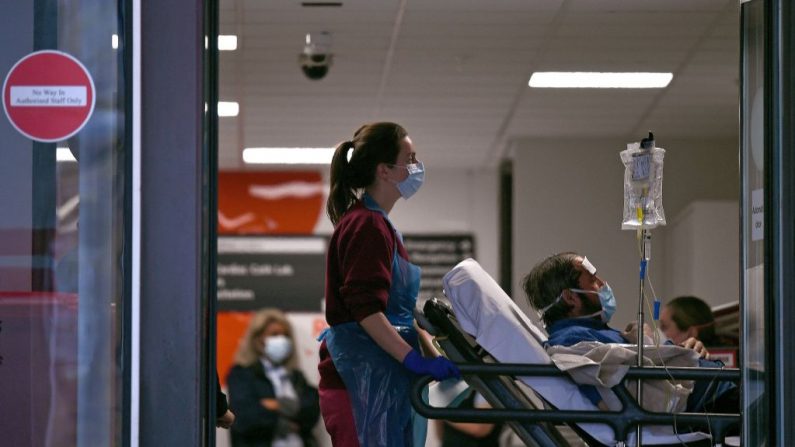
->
(751, 188, 763, 241)
(631, 153, 651, 181)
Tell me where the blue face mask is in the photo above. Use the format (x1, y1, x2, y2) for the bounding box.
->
(392, 161, 425, 199)
(570, 284, 617, 323)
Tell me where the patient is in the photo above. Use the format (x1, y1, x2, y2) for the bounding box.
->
(522, 252, 738, 414)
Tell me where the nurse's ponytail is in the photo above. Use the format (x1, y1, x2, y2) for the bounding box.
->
(326, 122, 408, 225)
(327, 140, 357, 225)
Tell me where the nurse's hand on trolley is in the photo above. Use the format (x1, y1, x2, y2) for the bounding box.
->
(359, 311, 460, 381)
(402, 350, 460, 381)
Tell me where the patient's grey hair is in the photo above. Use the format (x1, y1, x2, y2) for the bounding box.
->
(522, 252, 582, 327)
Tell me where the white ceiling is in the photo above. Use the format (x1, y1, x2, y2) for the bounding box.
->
(218, 0, 739, 169)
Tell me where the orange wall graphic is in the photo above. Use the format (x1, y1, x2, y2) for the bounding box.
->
(218, 171, 325, 234)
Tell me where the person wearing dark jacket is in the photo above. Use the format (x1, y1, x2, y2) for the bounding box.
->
(227, 309, 320, 447)
(217, 372, 235, 428)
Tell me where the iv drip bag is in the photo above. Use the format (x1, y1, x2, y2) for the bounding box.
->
(620, 132, 666, 230)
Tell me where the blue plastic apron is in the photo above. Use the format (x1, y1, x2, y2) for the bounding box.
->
(321, 194, 427, 446)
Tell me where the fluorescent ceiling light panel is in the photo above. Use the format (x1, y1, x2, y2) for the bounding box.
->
(243, 147, 334, 165)
(218, 35, 238, 51)
(218, 101, 239, 117)
(112, 34, 119, 49)
(57, 147, 77, 162)
(529, 72, 673, 89)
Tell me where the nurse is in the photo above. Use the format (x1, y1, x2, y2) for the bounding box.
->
(318, 122, 460, 447)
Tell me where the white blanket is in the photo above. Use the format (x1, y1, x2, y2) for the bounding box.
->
(547, 342, 696, 413)
(442, 258, 709, 446)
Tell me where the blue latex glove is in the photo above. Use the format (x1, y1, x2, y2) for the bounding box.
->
(402, 350, 460, 381)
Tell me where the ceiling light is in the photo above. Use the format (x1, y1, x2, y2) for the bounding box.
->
(218, 101, 239, 117)
(112, 34, 119, 50)
(57, 147, 77, 162)
(301, 2, 343, 7)
(242, 147, 334, 165)
(528, 72, 673, 89)
(218, 35, 238, 51)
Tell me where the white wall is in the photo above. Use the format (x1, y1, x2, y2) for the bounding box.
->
(512, 138, 739, 329)
(662, 200, 740, 307)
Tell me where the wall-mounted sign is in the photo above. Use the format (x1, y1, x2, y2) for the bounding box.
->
(217, 236, 326, 311)
(751, 188, 763, 241)
(2, 50, 96, 142)
(403, 234, 475, 304)
(217, 234, 473, 311)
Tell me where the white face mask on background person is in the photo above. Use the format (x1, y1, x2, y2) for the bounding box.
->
(263, 335, 292, 364)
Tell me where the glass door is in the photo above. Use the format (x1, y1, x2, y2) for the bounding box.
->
(740, 1, 767, 445)
(0, 1, 131, 446)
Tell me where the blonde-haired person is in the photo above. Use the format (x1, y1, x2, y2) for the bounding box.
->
(227, 309, 320, 447)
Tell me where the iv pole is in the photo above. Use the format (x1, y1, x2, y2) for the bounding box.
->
(627, 132, 658, 446)
(636, 229, 650, 446)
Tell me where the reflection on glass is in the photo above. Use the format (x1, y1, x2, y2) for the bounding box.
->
(0, 2, 127, 447)
(740, 0, 767, 445)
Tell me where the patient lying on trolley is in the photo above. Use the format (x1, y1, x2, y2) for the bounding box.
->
(522, 252, 739, 414)
(439, 256, 743, 445)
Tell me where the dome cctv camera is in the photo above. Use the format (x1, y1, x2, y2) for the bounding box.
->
(299, 31, 333, 80)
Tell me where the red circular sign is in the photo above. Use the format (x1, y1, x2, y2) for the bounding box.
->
(2, 50, 96, 143)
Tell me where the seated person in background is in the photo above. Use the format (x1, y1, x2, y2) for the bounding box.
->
(660, 295, 738, 348)
(522, 252, 738, 414)
(227, 309, 320, 447)
(435, 392, 502, 447)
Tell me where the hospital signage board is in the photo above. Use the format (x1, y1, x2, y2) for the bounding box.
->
(217, 236, 326, 312)
(402, 234, 475, 304)
(2, 50, 96, 142)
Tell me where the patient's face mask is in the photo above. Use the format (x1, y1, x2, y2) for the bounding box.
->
(569, 283, 617, 324)
(390, 161, 425, 199)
